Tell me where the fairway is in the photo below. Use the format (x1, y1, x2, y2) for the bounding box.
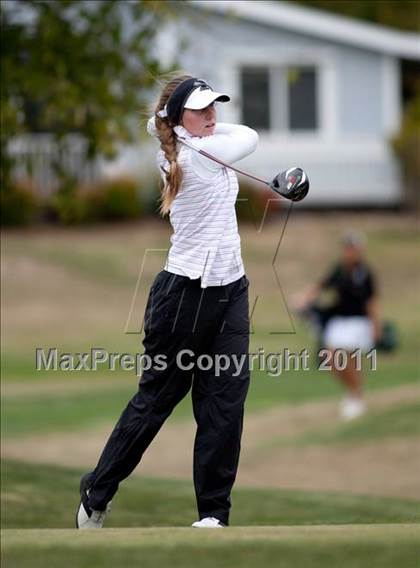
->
(2, 525, 420, 568)
(2, 213, 419, 567)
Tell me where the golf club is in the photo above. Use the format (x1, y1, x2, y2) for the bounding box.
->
(178, 136, 310, 202)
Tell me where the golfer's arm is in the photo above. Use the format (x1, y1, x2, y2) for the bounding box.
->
(192, 123, 259, 175)
(366, 297, 381, 338)
(305, 285, 321, 306)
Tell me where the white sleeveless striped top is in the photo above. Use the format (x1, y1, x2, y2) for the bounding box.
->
(147, 119, 259, 288)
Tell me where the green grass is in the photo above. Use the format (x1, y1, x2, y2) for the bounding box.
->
(2, 320, 417, 388)
(25, 247, 135, 286)
(2, 460, 420, 530)
(0, 354, 129, 382)
(257, 400, 420, 452)
(2, 215, 419, 385)
(2, 217, 418, 449)
(1, 226, 170, 288)
(2, 526, 420, 568)
(2, 362, 419, 439)
(1, 386, 137, 438)
(297, 401, 420, 446)
(1, 369, 336, 438)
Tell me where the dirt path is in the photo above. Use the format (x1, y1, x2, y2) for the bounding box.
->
(3, 384, 419, 500)
(237, 437, 420, 500)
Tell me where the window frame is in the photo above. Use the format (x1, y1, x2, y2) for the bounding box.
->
(241, 63, 320, 135)
(219, 48, 337, 142)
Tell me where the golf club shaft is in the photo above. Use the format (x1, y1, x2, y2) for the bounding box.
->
(197, 148, 269, 186)
(179, 138, 270, 186)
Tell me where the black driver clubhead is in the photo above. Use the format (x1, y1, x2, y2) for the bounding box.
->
(269, 167, 309, 202)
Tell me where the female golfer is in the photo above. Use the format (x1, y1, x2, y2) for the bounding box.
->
(76, 74, 258, 529)
(298, 232, 380, 420)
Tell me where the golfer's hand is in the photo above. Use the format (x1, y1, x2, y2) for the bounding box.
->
(373, 321, 382, 343)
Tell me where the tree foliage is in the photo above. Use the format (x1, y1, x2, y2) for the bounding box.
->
(392, 89, 420, 209)
(1, 0, 177, 192)
(292, 0, 420, 33)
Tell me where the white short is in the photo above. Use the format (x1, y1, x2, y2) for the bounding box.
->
(324, 316, 374, 352)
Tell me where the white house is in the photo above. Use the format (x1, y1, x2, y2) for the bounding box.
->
(114, 0, 420, 207)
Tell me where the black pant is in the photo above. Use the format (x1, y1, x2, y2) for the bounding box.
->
(85, 270, 250, 525)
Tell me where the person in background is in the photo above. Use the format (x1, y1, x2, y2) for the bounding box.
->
(299, 232, 381, 420)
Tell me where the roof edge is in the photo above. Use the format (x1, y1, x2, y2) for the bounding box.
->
(188, 0, 420, 60)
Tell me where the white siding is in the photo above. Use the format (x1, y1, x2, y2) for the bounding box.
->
(111, 6, 405, 206)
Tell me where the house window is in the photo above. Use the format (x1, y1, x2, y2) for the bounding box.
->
(240, 65, 318, 132)
(287, 67, 317, 130)
(241, 67, 270, 130)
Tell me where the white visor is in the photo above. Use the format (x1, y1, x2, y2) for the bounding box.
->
(183, 87, 230, 110)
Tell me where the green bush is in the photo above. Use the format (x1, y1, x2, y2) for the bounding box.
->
(0, 180, 39, 226)
(46, 176, 145, 224)
(236, 179, 282, 223)
(392, 92, 420, 210)
(85, 176, 144, 222)
(49, 190, 88, 225)
(1, 175, 286, 227)
(140, 175, 162, 216)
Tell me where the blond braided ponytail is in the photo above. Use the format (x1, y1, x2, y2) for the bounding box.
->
(154, 74, 192, 216)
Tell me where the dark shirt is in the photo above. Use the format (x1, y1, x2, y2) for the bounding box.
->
(320, 262, 376, 317)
